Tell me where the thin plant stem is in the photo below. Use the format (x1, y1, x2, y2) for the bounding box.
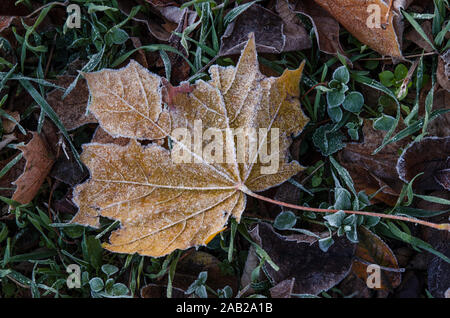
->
(238, 186, 450, 231)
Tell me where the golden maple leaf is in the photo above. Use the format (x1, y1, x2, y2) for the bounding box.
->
(71, 35, 309, 257)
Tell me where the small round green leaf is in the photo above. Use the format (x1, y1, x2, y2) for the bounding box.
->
(89, 277, 104, 293)
(378, 70, 394, 87)
(274, 211, 297, 230)
(111, 283, 129, 296)
(327, 90, 345, 107)
(324, 210, 346, 228)
(101, 264, 119, 276)
(373, 114, 395, 131)
(327, 105, 343, 122)
(342, 91, 364, 113)
(332, 66, 350, 84)
(394, 64, 408, 80)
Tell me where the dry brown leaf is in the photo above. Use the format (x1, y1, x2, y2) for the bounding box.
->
(12, 132, 55, 204)
(270, 278, 296, 298)
(337, 119, 409, 206)
(220, 4, 310, 56)
(289, 0, 347, 58)
(71, 35, 310, 257)
(437, 49, 450, 92)
(397, 136, 450, 192)
(47, 75, 97, 131)
(419, 191, 450, 298)
(405, 20, 434, 53)
(421, 89, 449, 137)
(82, 61, 171, 140)
(313, 0, 405, 58)
(91, 126, 130, 147)
(249, 222, 355, 295)
(352, 226, 402, 290)
(0, 16, 14, 32)
(1, 110, 20, 134)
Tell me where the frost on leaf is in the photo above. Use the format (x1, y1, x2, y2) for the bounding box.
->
(72, 35, 309, 257)
(313, 0, 404, 58)
(83, 60, 171, 140)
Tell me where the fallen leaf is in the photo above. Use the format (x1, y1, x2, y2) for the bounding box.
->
(312, 0, 406, 58)
(437, 49, 450, 92)
(81, 61, 172, 140)
(0, 134, 17, 151)
(0, 0, 29, 16)
(50, 146, 87, 186)
(352, 226, 402, 290)
(0, 155, 25, 199)
(288, 0, 347, 58)
(117, 0, 172, 41)
(71, 35, 310, 257)
(0, 16, 13, 32)
(397, 136, 450, 191)
(275, 0, 312, 52)
(405, 20, 434, 53)
(141, 284, 186, 298)
(91, 126, 130, 147)
(145, 0, 179, 8)
(249, 222, 355, 295)
(166, 8, 196, 84)
(1, 110, 20, 134)
(419, 191, 450, 298)
(220, 4, 310, 56)
(422, 89, 449, 138)
(12, 132, 55, 204)
(174, 251, 238, 294)
(337, 119, 409, 205)
(269, 278, 296, 298)
(46, 75, 97, 131)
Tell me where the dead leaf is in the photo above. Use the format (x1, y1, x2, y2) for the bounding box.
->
(250, 222, 355, 295)
(47, 75, 97, 131)
(405, 20, 434, 53)
(174, 251, 238, 294)
(117, 0, 171, 41)
(352, 226, 402, 290)
(12, 132, 55, 204)
(50, 146, 87, 187)
(71, 35, 310, 257)
(437, 49, 450, 92)
(275, 0, 312, 52)
(145, 0, 179, 8)
(269, 278, 296, 298)
(141, 284, 186, 298)
(220, 4, 310, 56)
(0, 155, 25, 198)
(1, 110, 20, 134)
(0, 134, 17, 151)
(0, 16, 13, 32)
(289, 0, 347, 58)
(337, 119, 409, 206)
(423, 89, 449, 137)
(312, 0, 405, 58)
(419, 191, 450, 298)
(397, 136, 450, 192)
(166, 8, 196, 84)
(0, 0, 29, 16)
(91, 126, 130, 147)
(81, 61, 171, 140)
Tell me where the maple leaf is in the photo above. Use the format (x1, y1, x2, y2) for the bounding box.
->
(71, 35, 310, 257)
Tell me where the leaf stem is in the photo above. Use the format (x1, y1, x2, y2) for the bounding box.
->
(239, 187, 450, 231)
